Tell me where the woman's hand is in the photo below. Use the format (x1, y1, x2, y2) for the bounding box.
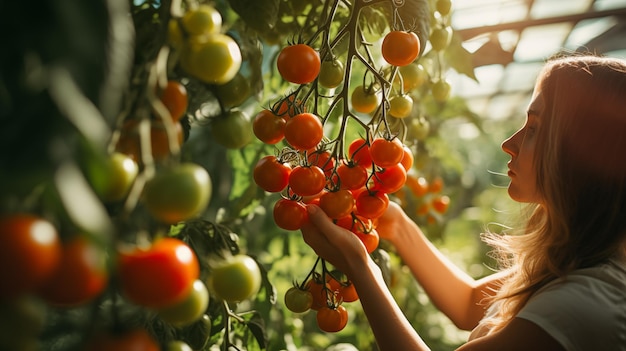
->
(375, 200, 410, 244)
(300, 205, 370, 278)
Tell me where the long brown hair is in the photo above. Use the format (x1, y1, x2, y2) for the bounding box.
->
(483, 54, 626, 331)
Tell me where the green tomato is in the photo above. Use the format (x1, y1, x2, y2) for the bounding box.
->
(409, 116, 431, 141)
(436, 0, 452, 16)
(215, 72, 250, 108)
(210, 109, 253, 149)
(431, 79, 451, 103)
(284, 286, 313, 313)
(318, 58, 344, 89)
(207, 254, 261, 303)
(142, 163, 212, 224)
(396, 63, 428, 92)
(351, 85, 381, 114)
(101, 152, 138, 202)
(158, 280, 209, 327)
(430, 26, 453, 52)
(388, 94, 414, 119)
(166, 340, 193, 351)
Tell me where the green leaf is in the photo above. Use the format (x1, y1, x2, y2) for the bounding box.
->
(444, 32, 477, 81)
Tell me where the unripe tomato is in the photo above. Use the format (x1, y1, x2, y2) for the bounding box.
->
(158, 279, 209, 327)
(432, 79, 451, 102)
(381, 31, 421, 67)
(99, 152, 138, 203)
(0, 214, 61, 299)
(210, 109, 253, 149)
(181, 33, 242, 85)
(318, 58, 344, 89)
(182, 4, 222, 36)
(284, 286, 313, 313)
(430, 26, 453, 52)
(388, 94, 414, 119)
(215, 72, 250, 108)
(351, 85, 381, 114)
(118, 238, 200, 309)
(409, 116, 431, 140)
(38, 236, 108, 307)
(396, 63, 428, 91)
(166, 340, 194, 351)
(142, 163, 212, 224)
(277, 44, 321, 84)
(436, 0, 453, 16)
(207, 254, 261, 303)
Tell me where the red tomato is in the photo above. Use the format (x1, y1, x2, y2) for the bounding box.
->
(400, 145, 414, 170)
(284, 112, 324, 150)
(432, 195, 451, 213)
(347, 138, 372, 167)
(319, 189, 355, 219)
(339, 282, 359, 303)
(405, 175, 429, 197)
(370, 163, 407, 194)
(38, 236, 108, 307)
(307, 150, 335, 177)
(353, 228, 380, 253)
(289, 165, 326, 197)
(381, 31, 421, 67)
(276, 44, 321, 84)
(252, 109, 286, 144)
(306, 278, 330, 311)
(159, 80, 188, 121)
(355, 191, 389, 219)
(369, 137, 404, 168)
(273, 199, 309, 230)
(316, 305, 348, 332)
(253, 155, 292, 192)
(336, 162, 368, 190)
(0, 214, 61, 299)
(118, 237, 199, 309)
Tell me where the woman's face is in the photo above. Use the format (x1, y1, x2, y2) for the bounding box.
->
(501, 88, 543, 203)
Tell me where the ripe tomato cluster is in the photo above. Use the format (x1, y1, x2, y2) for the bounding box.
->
(397, 174, 452, 224)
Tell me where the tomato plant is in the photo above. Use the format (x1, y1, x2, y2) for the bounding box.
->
(159, 80, 188, 122)
(118, 237, 200, 308)
(142, 163, 212, 224)
(289, 165, 326, 197)
(38, 236, 108, 307)
(319, 189, 355, 219)
(210, 109, 253, 149)
(369, 137, 404, 168)
(253, 155, 292, 192)
(381, 31, 421, 67)
(207, 254, 261, 303)
(316, 305, 348, 333)
(0, 214, 61, 299)
(273, 198, 309, 230)
(180, 33, 242, 85)
(284, 286, 313, 313)
(284, 112, 324, 150)
(158, 279, 209, 327)
(253, 109, 286, 144)
(276, 44, 321, 84)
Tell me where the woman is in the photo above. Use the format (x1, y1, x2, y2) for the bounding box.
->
(300, 55, 626, 350)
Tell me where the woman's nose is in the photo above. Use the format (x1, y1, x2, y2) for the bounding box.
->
(501, 132, 518, 156)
